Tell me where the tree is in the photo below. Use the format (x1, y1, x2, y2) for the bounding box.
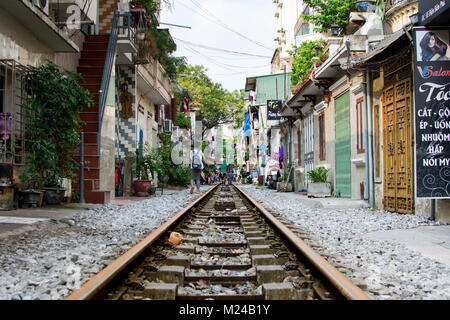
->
(176, 65, 245, 138)
(302, 0, 357, 33)
(21, 62, 93, 189)
(289, 40, 327, 86)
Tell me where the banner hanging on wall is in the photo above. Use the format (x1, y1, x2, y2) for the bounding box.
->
(413, 27, 450, 198)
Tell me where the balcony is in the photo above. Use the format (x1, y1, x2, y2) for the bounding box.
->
(116, 11, 138, 65)
(0, 0, 78, 52)
(136, 58, 172, 105)
(385, 0, 417, 13)
(385, 0, 418, 33)
(49, 0, 96, 32)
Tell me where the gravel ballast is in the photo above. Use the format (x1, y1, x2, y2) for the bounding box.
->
(0, 188, 210, 300)
(1, 184, 449, 300)
(240, 185, 450, 300)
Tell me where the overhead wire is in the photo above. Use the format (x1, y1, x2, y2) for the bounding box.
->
(174, 0, 274, 52)
(181, 44, 244, 73)
(173, 38, 272, 58)
(185, 0, 274, 51)
(178, 42, 269, 69)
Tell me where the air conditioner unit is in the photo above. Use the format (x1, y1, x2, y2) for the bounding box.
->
(163, 119, 173, 132)
(33, 0, 49, 15)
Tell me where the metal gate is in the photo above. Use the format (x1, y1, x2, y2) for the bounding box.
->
(335, 91, 351, 198)
(382, 75, 414, 214)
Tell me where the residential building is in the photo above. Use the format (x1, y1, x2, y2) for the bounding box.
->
(272, 0, 326, 74)
(272, 0, 450, 222)
(244, 72, 292, 183)
(274, 0, 327, 192)
(0, 0, 81, 194)
(0, 0, 182, 205)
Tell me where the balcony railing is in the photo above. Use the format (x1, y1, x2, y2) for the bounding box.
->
(117, 11, 137, 45)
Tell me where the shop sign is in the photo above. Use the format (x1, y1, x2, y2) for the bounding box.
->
(419, 0, 450, 25)
(267, 100, 282, 120)
(413, 27, 450, 198)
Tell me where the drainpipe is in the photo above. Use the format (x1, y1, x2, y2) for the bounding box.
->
(80, 132, 85, 204)
(431, 199, 436, 221)
(365, 70, 375, 208)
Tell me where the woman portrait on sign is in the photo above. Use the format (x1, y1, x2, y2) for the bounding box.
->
(419, 31, 450, 61)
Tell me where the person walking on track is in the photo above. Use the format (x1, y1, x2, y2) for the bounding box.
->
(190, 147, 203, 194)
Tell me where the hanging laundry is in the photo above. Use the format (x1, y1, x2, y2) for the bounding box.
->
(243, 113, 251, 137)
(278, 146, 284, 169)
(183, 97, 189, 114)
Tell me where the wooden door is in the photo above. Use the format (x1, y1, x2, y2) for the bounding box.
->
(382, 79, 414, 213)
(335, 91, 351, 198)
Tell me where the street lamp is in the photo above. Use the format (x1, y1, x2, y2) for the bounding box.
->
(315, 45, 323, 56)
(409, 13, 419, 25)
(330, 24, 340, 37)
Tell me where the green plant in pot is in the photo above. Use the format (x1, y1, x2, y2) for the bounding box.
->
(134, 143, 161, 196)
(306, 167, 332, 198)
(175, 111, 191, 129)
(42, 173, 67, 205)
(20, 62, 93, 205)
(134, 148, 151, 196)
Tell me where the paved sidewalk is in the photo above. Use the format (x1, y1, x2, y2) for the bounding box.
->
(248, 185, 450, 269)
(365, 226, 450, 268)
(0, 187, 191, 238)
(0, 203, 98, 238)
(251, 185, 370, 209)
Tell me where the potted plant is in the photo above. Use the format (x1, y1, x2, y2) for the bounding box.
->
(307, 167, 332, 198)
(18, 190, 43, 208)
(175, 112, 191, 129)
(277, 162, 294, 192)
(42, 174, 66, 205)
(133, 149, 152, 197)
(133, 144, 161, 196)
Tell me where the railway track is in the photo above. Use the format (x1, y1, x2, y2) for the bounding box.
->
(67, 184, 370, 300)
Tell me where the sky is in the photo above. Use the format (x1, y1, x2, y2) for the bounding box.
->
(160, 0, 277, 92)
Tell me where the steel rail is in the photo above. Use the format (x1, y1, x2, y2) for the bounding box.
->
(235, 185, 371, 300)
(66, 184, 219, 300)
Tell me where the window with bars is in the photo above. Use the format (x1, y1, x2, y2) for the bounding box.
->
(318, 113, 326, 161)
(356, 97, 365, 154)
(0, 60, 30, 165)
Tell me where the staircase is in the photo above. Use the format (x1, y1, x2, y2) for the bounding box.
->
(75, 34, 111, 204)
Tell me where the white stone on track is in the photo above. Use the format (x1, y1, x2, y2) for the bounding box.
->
(240, 185, 450, 300)
(0, 187, 211, 300)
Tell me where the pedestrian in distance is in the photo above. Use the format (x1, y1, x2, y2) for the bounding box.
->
(227, 171, 234, 185)
(190, 147, 203, 194)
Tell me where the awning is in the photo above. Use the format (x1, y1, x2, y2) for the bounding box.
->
(352, 26, 412, 66)
(314, 45, 348, 80)
(0, 0, 79, 52)
(283, 79, 324, 117)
